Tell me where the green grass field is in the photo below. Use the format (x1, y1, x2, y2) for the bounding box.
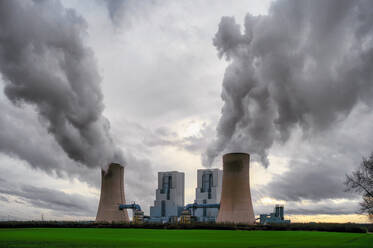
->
(0, 228, 372, 248)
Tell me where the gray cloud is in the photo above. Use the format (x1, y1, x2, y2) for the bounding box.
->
(256, 103, 373, 204)
(122, 152, 155, 205)
(252, 189, 361, 216)
(0, 94, 159, 212)
(286, 205, 358, 215)
(0, 95, 100, 187)
(264, 160, 357, 202)
(0, 0, 123, 169)
(204, 0, 373, 167)
(142, 123, 215, 154)
(289, 199, 360, 215)
(0, 195, 8, 202)
(1, 0, 371, 220)
(256, 199, 360, 216)
(0, 177, 97, 216)
(101, 0, 157, 26)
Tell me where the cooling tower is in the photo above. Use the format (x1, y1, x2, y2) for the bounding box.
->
(216, 153, 255, 224)
(96, 163, 129, 222)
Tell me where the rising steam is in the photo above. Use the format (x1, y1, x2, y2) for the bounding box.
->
(0, 0, 123, 168)
(204, 0, 373, 167)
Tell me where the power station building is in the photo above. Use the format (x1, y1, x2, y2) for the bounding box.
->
(259, 205, 291, 224)
(194, 169, 222, 222)
(150, 171, 185, 222)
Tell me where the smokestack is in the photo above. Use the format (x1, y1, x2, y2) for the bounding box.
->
(217, 153, 255, 224)
(96, 163, 129, 222)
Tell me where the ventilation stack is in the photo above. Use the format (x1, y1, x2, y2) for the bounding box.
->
(217, 153, 255, 224)
(96, 163, 129, 222)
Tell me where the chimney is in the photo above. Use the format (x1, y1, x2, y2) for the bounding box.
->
(216, 153, 255, 224)
(96, 163, 129, 222)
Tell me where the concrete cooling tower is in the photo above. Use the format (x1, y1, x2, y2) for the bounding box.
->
(216, 153, 255, 224)
(96, 163, 129, 222)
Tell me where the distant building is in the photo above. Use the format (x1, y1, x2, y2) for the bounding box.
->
(150, 171, 184, 222)
(259, 205, 291, 224)
(194, 169, 222, 222)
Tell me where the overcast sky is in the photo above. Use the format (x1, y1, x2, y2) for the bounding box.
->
(0, 0, 372, 223)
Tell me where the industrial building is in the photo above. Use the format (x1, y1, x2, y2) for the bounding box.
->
(194, 169, 222, 222)
(150, 171, 185, 222)
(259, 205, 291, 224)
(96, 153, 259, 224)
(96, 163, 129, 222)
(217, 153, 255, 224)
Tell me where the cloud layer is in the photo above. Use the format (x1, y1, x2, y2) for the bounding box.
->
(0, 0, 123, 169)
(0, 0, 371, 221)
(0, 177, 97, 217)
(204, 0, 373, 167)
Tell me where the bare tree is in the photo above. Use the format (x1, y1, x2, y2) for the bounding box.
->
(345, 153, 373, 219)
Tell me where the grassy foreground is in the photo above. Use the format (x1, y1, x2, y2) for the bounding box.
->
(0, 228, 372, 248)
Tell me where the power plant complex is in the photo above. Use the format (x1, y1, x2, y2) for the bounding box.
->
(96, 153, 290, 224)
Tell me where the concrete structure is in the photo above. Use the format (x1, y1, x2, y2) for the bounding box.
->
(217, 153, 255, 224)
(259, 205, 291, 224)
(194, 169, 222, 222)
(96, 163, 129, 222)
(150, 171, 185, 222)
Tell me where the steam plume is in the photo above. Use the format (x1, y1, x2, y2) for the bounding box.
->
(204, 0, 373, 167)
(0, 0, 123, 168)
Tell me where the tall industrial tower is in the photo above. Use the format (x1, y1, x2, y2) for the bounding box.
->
(96, 163, 129, 222)
(194, 169, 222, 221)
(217, 153, 255, 224)
(150, 171, 184, 221)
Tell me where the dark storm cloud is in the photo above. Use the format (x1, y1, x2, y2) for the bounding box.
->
(287, 199, 360, 215)
(263, 160, 357, 202)
(0, 177, 97, 216)
(0, 0, 123, 169)
(204, 0, 373, 167)
(257, 104, 373, 204)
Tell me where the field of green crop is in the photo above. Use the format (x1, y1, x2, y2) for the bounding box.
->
(0, 228, 372, 248)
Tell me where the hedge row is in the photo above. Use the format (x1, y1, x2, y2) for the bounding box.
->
(0, 221, 371, 233)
